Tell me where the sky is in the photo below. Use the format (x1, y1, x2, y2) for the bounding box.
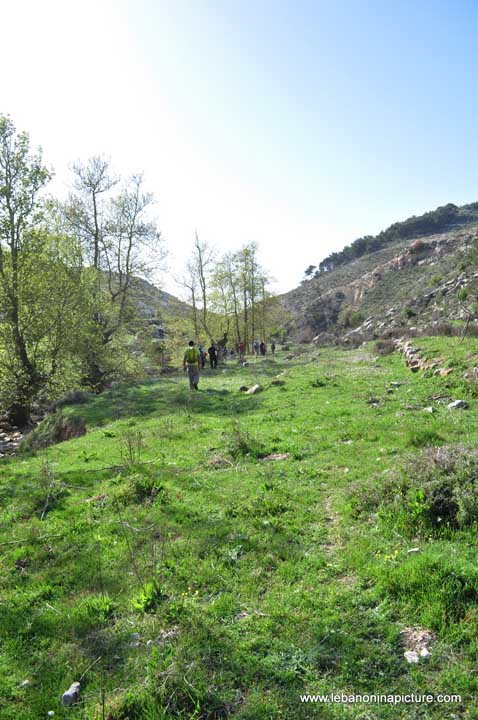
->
(2, 0, 478, 296)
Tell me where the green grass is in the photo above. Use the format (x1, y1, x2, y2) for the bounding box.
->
(2, 344, 478, 718)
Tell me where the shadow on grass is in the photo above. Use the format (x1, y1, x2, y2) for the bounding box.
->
(65, 368, 271, 428)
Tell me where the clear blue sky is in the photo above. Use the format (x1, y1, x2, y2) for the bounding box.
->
(2, 0, 478, 293)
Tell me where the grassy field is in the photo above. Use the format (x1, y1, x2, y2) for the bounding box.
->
(2, 342, 478, 719)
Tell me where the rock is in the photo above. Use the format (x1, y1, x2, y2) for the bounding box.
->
(239, 386, 249, 392)
(404, 651, 420, 664)
(423, 407, 435, 414)
(261, 453, 291, 462)
(61, 682, 80, 706)
(271, 380, 285, 386)
(246, 384, 261, 395)
(286, 354, 295, 360)
(420, 647, 431, 658)
(19, 679, 31, 687)
(407, 547, 420, 554)
(447, 400, 468, 410)
(242, 362, 248, 367)
(438, 368, 453, 377)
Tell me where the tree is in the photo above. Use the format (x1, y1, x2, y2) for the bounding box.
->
(63, 159, 164, 389)
(0, 115, 52, 422)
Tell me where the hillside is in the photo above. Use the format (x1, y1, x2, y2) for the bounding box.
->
(128, 277, 191, 323)
(283, 202, 478, 342)
(2, 343, 478, 717)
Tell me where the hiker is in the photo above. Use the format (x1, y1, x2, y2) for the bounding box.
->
(198, 345, 207, 369)
(260, 341, 266, 356)
(183, 340, 201, 391)
(271, 341, 276, 355)
(208, 343, 218, 369)
(253, 340, 260, 356)
(229, 347, 235, 360)
(238, 341, 245, 360)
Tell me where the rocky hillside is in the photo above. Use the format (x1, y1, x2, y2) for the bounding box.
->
(129, 276, 190, 322)
(283, 202, 478, 343)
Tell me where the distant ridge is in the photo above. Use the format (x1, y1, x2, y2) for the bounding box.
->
(283, 201, 478, 342)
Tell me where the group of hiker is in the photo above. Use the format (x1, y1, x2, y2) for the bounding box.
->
(183, 338, 277, 390)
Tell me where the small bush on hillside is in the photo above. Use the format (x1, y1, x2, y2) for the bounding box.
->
(374, 339, 396, 356)
(432, 321, 454, 336)
(48, 390, 92, 412)
(20, 412, 86, 451)
(349, 446, 478, 534)
(406, 428, 445, 448)
(224, 421, 267, 459)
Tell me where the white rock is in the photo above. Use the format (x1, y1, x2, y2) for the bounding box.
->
(404, 651, 420, 663)
(407, 547, 420, 554)
(447, 400, 468, 410)
(61, 682, 80, 706)
(423, 406, 435, 413)
(420, 647, 431, 657)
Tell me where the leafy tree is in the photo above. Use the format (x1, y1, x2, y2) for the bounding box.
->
(63, 159, 164, 389)
(0, 115, 52, 422)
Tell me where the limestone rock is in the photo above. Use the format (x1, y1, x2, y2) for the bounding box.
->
(62, 682, 80, 706)
(447, 399, 468, 410)
(261, 453, 291, 462)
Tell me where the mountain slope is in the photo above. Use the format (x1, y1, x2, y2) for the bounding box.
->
(283, 202, 478, 341)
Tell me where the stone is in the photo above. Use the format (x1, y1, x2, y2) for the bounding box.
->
(271, 379, 285, 386)
(404, 651, 420, 664)
(423, 407, 435, 414)
(61, 682, 80, 706)
(239, 386, 249, 392)
(447, 400, 468, 410)
(246, 384, 261, 395)
(260, 453, 291, 462)
(407, 547, 420, 554)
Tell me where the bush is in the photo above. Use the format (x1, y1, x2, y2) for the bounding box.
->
(224, 421, 267, 459)
(48, 390, 92, 412)
(20, 411, 86, 451)
(374, 339, 396, 356)
(349, 446, 478, 534)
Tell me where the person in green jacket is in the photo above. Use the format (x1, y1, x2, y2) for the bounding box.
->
(183, 340, 201, 390)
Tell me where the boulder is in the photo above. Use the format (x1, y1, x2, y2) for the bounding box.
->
(260, 453, 290, 462)
(447, 400, 468, 410)
(62, 682, 80, 707)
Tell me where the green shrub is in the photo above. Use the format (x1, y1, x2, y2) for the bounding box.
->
(224, 421, 267, 459)
(132, 579, 165, 612)
(348, 446, 478, 534)
(374, 339, 396, 356)
(20, 411, 86, 451)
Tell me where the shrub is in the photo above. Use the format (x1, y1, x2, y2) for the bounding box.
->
(48, 390, 92, 412)
(349, 446, 478, 534)
(224, 421, 267, 459)
(20, 411, 86, 451)
(374, 339, 396, 356)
